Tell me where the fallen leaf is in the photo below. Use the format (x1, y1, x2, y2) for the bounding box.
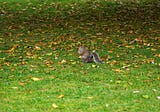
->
(115, 80, 121, 84)
(46, 53, 53, 56)
(87, 96, 93, 99)
(58, 94, 64, 99)
(11, 87, 18, 89)
(26, 52, 33, 56)
(113, 69, 124, 73)
(7, 44, 19, 53)
(152, 89, 157, 92)
(151, 48, 156, 51)
(71, 61, 76, 65)
(52, 103, 58, 108)
(108, 50, 113, 53)
(60, 59, 67, 64)
(34, 46, 41, 50)
(133, 90, 140, 93)
(125, 45, 135, 49)
(96, 32, 103, 36)
(154, 54, 160, 58)
(31, 77, 42, 81)
(92, 64, 96, 68)
(142, 95, 149, 99)
(19, 82, 26, 86)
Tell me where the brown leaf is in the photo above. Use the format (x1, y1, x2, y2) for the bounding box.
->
(7, 44, 19, 53)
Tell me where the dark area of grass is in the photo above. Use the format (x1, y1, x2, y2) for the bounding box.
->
(0, 0, 160, 112)
(0, 0, 160, 32)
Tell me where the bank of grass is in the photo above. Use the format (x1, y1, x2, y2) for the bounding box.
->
(0, 0, 160, 112)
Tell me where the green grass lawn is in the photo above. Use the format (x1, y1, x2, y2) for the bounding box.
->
(0, 0, 160, 111)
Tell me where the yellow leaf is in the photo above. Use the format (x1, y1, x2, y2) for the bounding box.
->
(116, 80, 121, 84)
(52, 103, 58, 108)
(71, 61, 76, 65)
(46, 53, 52, 56)
(31, 77, 42, 81)
(19, 82, 26, 86)
(92, 64, 96, 68)
(142, 95, 149, 99)
(125, 45, 135, 49)
(26, 52, 32, 56)
(7, 44, 19, 53)
(11, 87, 18, 89)
(59, 59, 67, 64)
(35, 46, 41, 50)
(151, 48, 156, 51)
(133, 90, 140, 93)
(33, 54, 38, 59)
(113, 69, 124, 73)
(87, 96, 93, 99)
(58, 94, 64, 99)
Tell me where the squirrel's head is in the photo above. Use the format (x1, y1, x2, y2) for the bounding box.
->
(78, 46, 86, 55)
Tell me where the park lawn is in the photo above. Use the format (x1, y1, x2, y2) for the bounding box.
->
(0, 0, 160, 111)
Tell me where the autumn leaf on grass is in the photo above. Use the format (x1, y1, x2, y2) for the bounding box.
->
(125, 45, 135, 49)
(115, 80, 122, 84)
(26, 52, 33, 57)
(58, 94, 64, 99)
(46, 52, 53, 56)
(108, 50, 113, 53)
(96, 32, 103, 36)
(110, 60, 119, 65)
(142, 95, 149, 99)
(133, 90, 140, 93)
(34, 46, 42, 51)
(87, 96, 93, 99)
(92, 64, 97, 68)
(52, 103, 58, 108)
(154, 54, 160, 58)
(58, 59, 67, 64)
(145, 58, 155, 64)
(7, 44, 19, 53)
(11, 87, 18, 89)
(102, 38, 113, 44)
(129, 37, 146, 44)
(122, 65, 130, 71)
(31, 77, 43, 81)
(71, 61, 76, 65)
(112, 68, 124, 73)
(44, 60, 53, 66)
(19, 82, 26, 86)
(4, 62, 10, 66)
(151, 48, 156, 51)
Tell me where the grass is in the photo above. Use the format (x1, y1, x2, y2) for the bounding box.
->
(0, 0, 160, 111)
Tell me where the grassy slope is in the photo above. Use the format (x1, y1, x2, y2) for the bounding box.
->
(0, 0, 160, 112)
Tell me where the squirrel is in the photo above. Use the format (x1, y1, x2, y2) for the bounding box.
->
(78, 46, 102, 64)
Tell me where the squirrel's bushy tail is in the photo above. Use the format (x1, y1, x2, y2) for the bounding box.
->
(91, 51, 103, 64)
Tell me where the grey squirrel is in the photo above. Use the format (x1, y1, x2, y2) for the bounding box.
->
(78, 46, 102, 63)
